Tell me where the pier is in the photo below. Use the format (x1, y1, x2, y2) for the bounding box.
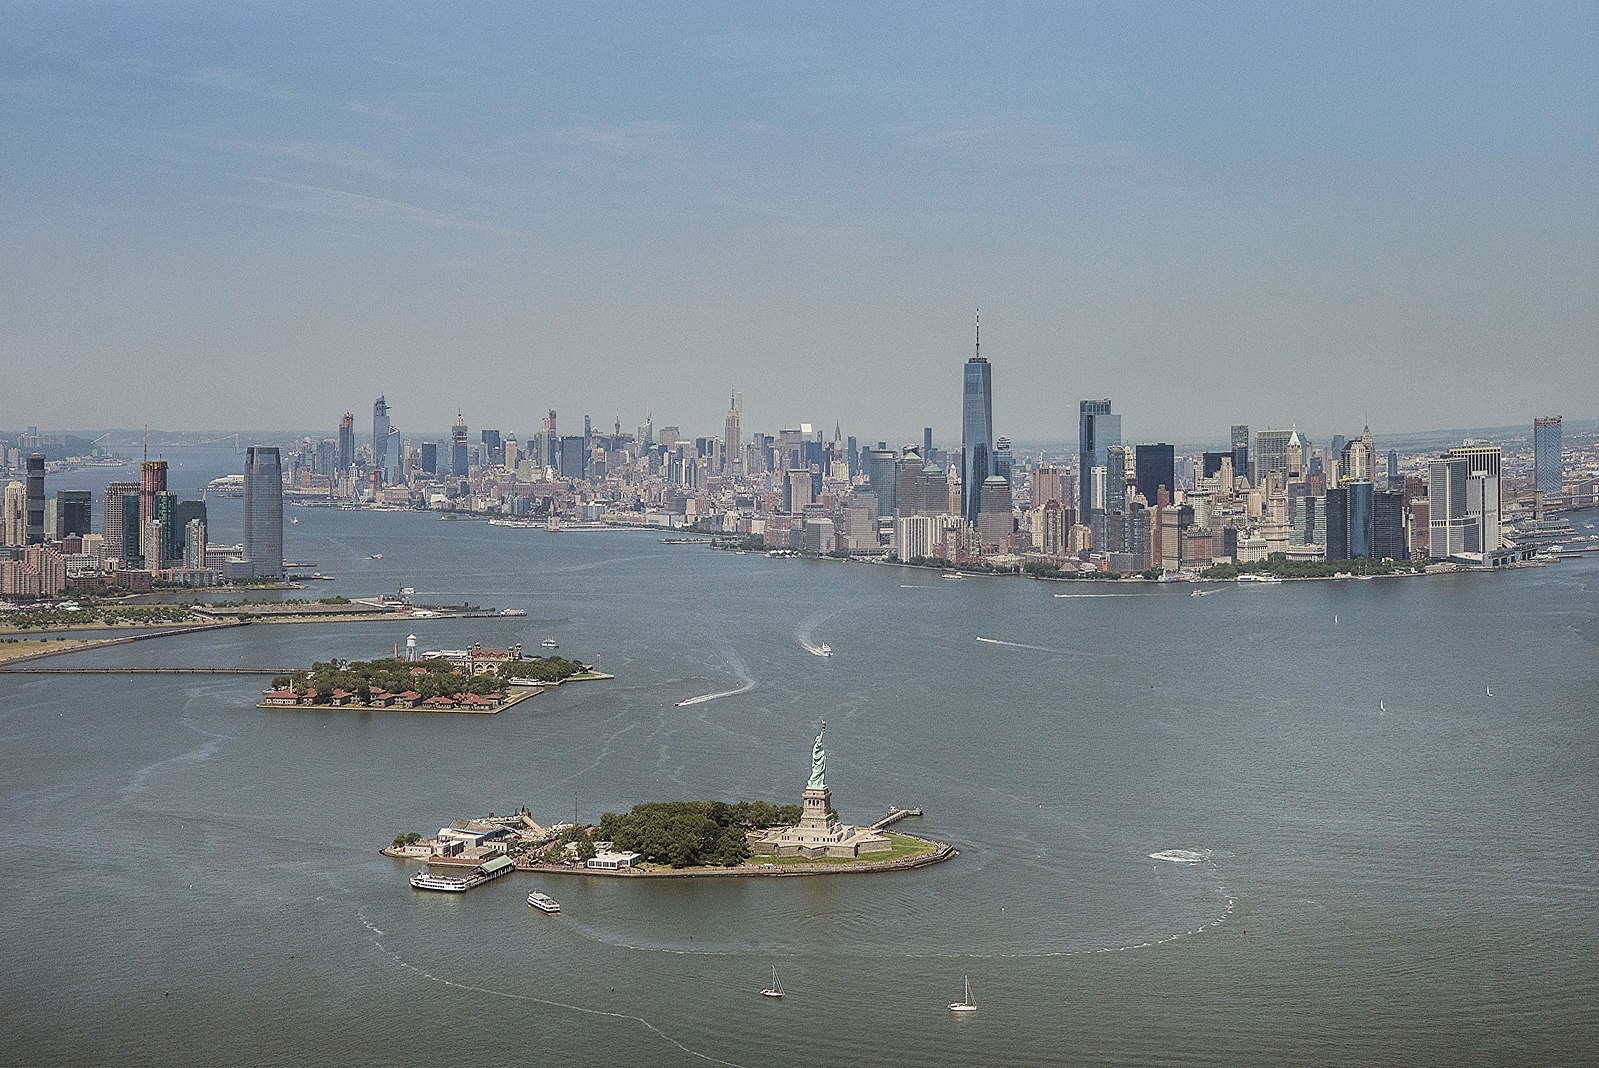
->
(870, 806, 924, 831)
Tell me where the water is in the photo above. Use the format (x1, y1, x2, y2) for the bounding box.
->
(4, 500, 1598, 1066)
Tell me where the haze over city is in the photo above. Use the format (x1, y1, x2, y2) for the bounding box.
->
(4, 3, 1595, 438)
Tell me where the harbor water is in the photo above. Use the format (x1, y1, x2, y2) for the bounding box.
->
(3, 456, 1597, 1065)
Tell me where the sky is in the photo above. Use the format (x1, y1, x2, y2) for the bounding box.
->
(2, 2, 1595, 446)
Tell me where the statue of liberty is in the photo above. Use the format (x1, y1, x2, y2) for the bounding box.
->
(808, 720, 827, 789)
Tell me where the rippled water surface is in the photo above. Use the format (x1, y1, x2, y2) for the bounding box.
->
(4, 479, 1597, 1066)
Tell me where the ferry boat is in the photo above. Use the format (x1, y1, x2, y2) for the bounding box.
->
(541, 638, 559, 648)
(410, 869, 473, 892)
(527, 892, 561, 913)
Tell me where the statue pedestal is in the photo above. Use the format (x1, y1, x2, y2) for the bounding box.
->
(799, 787, 841, 836)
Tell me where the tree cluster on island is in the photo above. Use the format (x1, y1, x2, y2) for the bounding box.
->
(592, 801, 803, 868)
(0, 602, 195, 628)
(270, 654, 590, 699)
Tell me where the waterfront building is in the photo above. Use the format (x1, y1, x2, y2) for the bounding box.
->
(961, 322, 994, 525)
(372, 396, 392, 484)
(1372, 489, 1409, 561)
(242, 447, 284, 579)
(977, 475, 1013, 551)
(1346, 480, 1374, 559)
(1326, 486, 1350, 561)
(1430, 445, 1502, 557)
(1534, 416, 1563, 501)
(1287, 490, 1326, 552)
(1079, 400, 1120, 516)
(25, 455, 45, 545)
(1134, 444, 1175, 507)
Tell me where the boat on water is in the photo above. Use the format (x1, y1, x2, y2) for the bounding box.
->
(760, 965, 785, 999)
(370, 553, 383, 560)
(527, 891, 561, 913)
(541, 638, 559, 648)
(812, 643, 833, 657)
(1380, 700, 1387, 713)
(410, 870, 473, 892)
(290, 516, 299, 524)
(948, 976, 977, 1013)
(1238, 573, 1282, 583)
(1486, 685, 1494, 698)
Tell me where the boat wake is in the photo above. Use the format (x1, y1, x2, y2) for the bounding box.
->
(1052, 592, 1146, 598)
(676, 645, 758, 707)
(357, 910, 751, 1068)
(1149, 848, 1210, 864)
(974, 636, 1065, 655)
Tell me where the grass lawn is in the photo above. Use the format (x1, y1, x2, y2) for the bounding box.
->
(742, 832, 940, 867)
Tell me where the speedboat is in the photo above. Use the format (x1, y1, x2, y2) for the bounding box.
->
(527, 892, 561, 913)
(813, 643, 833, 657)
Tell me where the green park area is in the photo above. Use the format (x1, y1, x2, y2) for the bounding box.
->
(572, 801, 804, 868)
(270, 654, 590, 702)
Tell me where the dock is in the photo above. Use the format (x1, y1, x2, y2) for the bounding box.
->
(870, 806, 924, 831)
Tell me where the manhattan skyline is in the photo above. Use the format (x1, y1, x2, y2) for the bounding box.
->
(3, 3, 1595, 437)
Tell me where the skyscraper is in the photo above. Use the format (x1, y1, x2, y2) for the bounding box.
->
(102, 480, 139, 564)
(2, 481, 24, 546)
(1534, 416, 1563, 501)
(338, 412, 355, 471)
(451, 412, 469, 477)
(1078, 400, 1120, 515)
(724, 392, 743, 476)
(961, 318, 994, 526)
(1254, 429, 1293, 482)
(25, 455, 45, 544)
(138, 459, 167, 561)
(992, 436, 1014, 488)
(372, 397, 391, 484)
(1230, 424, 1250, 481)
(53, 491, 92, 540)
(242, 447, 284, 579)
(1133, 444, 1175, 507)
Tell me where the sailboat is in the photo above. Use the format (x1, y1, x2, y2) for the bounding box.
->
(947, 976, 977, 1013)
(760, 965, 784, 999)
(1485, 685, 1493, 698)
(1379, 700, 1387, 713)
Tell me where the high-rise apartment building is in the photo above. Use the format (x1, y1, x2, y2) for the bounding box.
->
(242, 447, 284, 579)
(1078, 400, 1120, 515)
(102, 480, 139, 564)
(961, 323, 994, 526)
(25, 455, 45, 544)
(1534, 416, 1563, 501)
(2, 481, 24, 546)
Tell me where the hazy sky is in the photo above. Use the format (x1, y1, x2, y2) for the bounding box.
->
(3, 2, 1594, 445)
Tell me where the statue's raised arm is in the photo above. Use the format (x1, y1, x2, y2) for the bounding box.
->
(808, 721, 827, 789)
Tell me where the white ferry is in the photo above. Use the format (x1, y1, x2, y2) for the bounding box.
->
(1238, 573, 1283, 584)
(527, 892, 561, 913)
(410, 870, 473, 892)
(812, 643, 833, 657)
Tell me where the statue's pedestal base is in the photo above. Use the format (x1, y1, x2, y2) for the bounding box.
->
(751, 787, 893, 860)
